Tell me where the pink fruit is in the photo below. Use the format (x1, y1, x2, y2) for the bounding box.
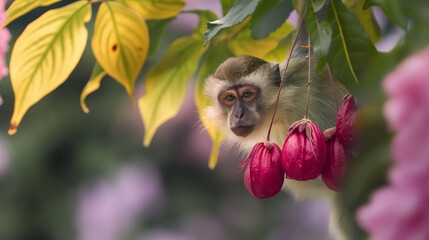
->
(282, 119, 326, 181)
(242, 141, 284, 199)
(336, 94, 358, 149)
(322, 128, 346, 191)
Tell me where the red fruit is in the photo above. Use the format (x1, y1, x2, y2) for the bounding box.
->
(322, 128, 346, 191)
(242, 141, 284, 199)
(336, 94, 358, 149)
(282, 119, 326, 181)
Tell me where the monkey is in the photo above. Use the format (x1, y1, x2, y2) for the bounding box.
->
(202, 33, 362, 240)
(203, 56, 356, 240)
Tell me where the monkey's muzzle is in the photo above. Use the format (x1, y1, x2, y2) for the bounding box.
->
(231, 125, 254, 137)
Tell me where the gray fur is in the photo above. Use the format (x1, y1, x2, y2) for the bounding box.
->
(279, 57, 346, 131)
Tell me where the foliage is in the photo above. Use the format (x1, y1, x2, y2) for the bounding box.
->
(8, 1, 92, 134)
(2, 0, 428, 160)
(3, 0, 429, 166)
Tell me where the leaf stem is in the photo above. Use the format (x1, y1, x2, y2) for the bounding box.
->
(305, 35, 311, 119)
(266, 6, 307, 142)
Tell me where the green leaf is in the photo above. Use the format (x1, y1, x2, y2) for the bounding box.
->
(345, 0, 381, 43)
(306, 1, 332, 72)
(115, 0, 185, 20)
(364, 0, 407, 30)
(228, 20, 294, 60)
(139, 34, 207, 147)
(195, 43, 233, 169)
(3, 0, 61, 27)
(92, 1, 149, 99)
(250, 0, 293, 39)
(204, 0, 261, 46)
(80, 62, 106, 114)
(147, 18, 175, 59)
(8, 1, 91, 135)
(325, 0, 378, 90)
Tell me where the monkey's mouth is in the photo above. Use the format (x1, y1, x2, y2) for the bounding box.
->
(231, 125, 254, 137)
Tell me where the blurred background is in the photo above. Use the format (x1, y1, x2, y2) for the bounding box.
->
(0, 0, 403, 240)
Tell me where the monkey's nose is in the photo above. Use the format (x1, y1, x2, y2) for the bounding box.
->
(233, 101, 245, 119)
(234, 111, 244, 119)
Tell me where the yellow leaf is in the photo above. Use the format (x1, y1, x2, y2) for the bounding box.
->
(116, 0, 185, 20)
(8, 1, 91, 135)
(208, 137, 224, 169)
(228, 21, 294, 60)
(264, 30, 295, 62)
(92, 2, 149, 99)
(80, 62, 106, 114)
(195, 43, 232, 168)
(200, 110, 225, 169)
(3, 0, 61, 27)
(41, 0, 62, 5)
(228, 30, 277, 59)
(197, 102, 225, 169)
(139, 35, 206, 147)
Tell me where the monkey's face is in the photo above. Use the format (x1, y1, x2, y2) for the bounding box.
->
(204, 55, 281, 139)
(218, 84, 261, 137)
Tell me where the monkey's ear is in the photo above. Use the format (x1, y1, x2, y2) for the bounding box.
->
(273, 64, 281, 86)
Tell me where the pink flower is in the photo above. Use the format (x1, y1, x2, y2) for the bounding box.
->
(383, 47, 429, 165)
(321, 128, 346, 192)
(357, 46, 429, 240)
(0, 0, 10, 80)
(336, 94, 358, 149)
(282, 119, 326, 181)
(242, 141, 284, 199)
(358, 185, 429, 240)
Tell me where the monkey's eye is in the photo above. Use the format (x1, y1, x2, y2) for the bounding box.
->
(218, 90, 237, 106)
(242, 91, 253, 98)
(225, 94, 236, 101)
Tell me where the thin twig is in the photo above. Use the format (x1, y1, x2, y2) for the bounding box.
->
(305, 35, 311, 119)
(266, 5, 308, 142)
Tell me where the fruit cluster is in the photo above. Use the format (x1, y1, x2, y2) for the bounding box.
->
(242, 94, 357, 199)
